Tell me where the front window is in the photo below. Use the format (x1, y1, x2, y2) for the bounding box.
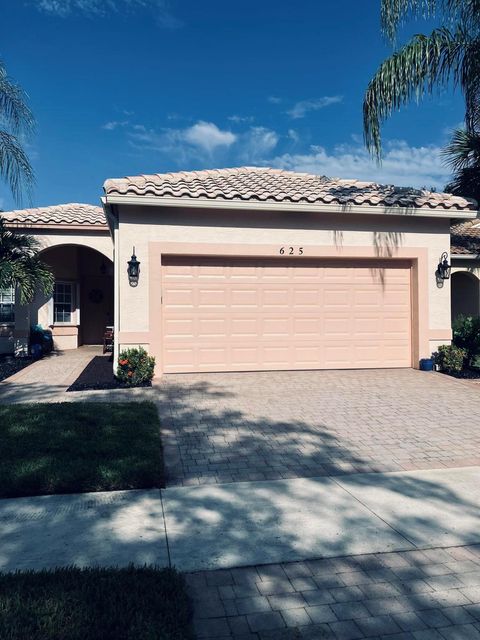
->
(54, 282, 74, 324)
(0, 287, 15, 323)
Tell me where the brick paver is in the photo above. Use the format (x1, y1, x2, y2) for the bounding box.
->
(188, 544, 480, 639)
(157, 369, 480, 486)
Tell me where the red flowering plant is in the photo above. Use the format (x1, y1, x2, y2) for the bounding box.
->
(116, 347, 155, 386)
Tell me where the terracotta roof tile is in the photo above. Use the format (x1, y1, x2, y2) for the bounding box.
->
(104, 167, 477, 212)
(0, 203, 106, 227)
(451, 219, 480, 255)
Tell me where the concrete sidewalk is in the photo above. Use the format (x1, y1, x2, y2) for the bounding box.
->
(1, 466, 479, 573)
(0, 489, 168, 572)
(163, 466, 480, 572)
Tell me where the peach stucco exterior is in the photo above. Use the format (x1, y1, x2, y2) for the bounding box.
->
(1, 227, 113, 355)
(4, 170, 475, 370)
(113, 204, 454, 374)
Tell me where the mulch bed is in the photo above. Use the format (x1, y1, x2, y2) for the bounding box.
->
(442, 367, 480, 379)
(0, 355, 34, 383)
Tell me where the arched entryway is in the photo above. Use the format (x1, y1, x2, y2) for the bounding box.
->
(33, 245, 114, 349)
(451, 271, 480, 321)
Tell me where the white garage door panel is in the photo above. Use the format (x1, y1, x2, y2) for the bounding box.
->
(161, 257, 412, 373)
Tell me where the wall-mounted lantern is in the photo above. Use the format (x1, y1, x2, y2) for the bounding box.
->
(127, 248, 140, 287)
(437, 252, 451, 280)
(435, 251, 451, 288)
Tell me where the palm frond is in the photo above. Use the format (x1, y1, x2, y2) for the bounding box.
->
(458, 38, 480, 130)
(0, 217, 54, 303)
(445, 166, 480, 201)
(441, 128, 480, 171)
(0, 62, 35, 136)
(442, 127, 480, 202)
(0, 130, 35, 205)
(380, 0, 480, 42)
(381, 0, 437, 42)
(363, 27, 468, 157)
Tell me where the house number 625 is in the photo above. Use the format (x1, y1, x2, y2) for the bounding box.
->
(279, 247, 304, 255)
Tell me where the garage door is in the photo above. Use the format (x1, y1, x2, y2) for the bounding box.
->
(161, 257, 412, 373)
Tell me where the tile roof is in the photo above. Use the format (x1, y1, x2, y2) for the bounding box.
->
(104, 167, 477, 212)
(451, 219, 480, 255)
(0, 203, 107, 227)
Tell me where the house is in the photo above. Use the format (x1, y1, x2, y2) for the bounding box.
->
(1, 167, 478, 374)
(451, 219, 480, 320)
(0, 204, 113, 354)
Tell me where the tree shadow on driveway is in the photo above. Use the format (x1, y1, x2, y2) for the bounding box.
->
(152, 375, 480, 572)
(155, 370, 480, 487)
(0, 371, 479, 586)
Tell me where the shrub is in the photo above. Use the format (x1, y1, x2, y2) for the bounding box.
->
(433, 344, 466, 374)
(117, 347, 155, 386)
(452, 314, 480, 365)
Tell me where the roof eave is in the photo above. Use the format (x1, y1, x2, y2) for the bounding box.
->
(102, 194, 478, 219)
(451, 253, 480, 259)
(2, 221, 109, 232)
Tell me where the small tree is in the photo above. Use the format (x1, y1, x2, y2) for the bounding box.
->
(0, 217, 53, 303)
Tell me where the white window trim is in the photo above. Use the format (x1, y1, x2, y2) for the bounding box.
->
(0, 286, 15, 324)
(50, 281, 79, 326)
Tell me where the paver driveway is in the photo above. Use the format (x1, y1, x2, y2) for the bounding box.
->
(157, 369, 480, 487)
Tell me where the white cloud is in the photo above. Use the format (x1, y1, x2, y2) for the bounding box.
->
(127, 120, 278, 165)
(115, 114, 452, 190)
(128, 120, 237, 161)
(102, 120, 129, 130)
(287, 129, 300, 144)
(182, 121, 236, 153)
(228, 115, 254, 123)
(33, 0, 181, 26)
(271, 140, 451, 190)
(238, 127, 279, 164)
(287, 96, 343, 119)
(268, 96, 282, 104)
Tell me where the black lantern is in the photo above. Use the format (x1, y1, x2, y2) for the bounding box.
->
(437, 251, 451, 281)
(127, 248, 140, 287)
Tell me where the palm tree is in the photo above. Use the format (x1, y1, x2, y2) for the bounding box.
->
(443, 128, 480, 201)
(0, 217, 53, 303)
(363, 0, 480, 158)
(0, 60, 35, 203)
(0, 64, 49, 306)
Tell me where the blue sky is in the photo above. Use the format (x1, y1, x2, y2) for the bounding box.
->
(1, 0, 465, 210)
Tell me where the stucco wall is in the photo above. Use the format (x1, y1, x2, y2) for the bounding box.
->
(451, 260, 480, 319)
(36, 231, 113, 260)
(116, 205, 453, 370)
(7, 228, 113, 355)
(452, 261, 480, 279)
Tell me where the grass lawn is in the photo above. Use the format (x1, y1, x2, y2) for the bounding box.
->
(0, 402, 164, 499)
(0, 565, 193, 640)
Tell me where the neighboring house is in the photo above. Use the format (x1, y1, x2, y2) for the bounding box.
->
(0, 167, 478, 373)
(0, 204, 113, 355)
(451, 220, 480, 320)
